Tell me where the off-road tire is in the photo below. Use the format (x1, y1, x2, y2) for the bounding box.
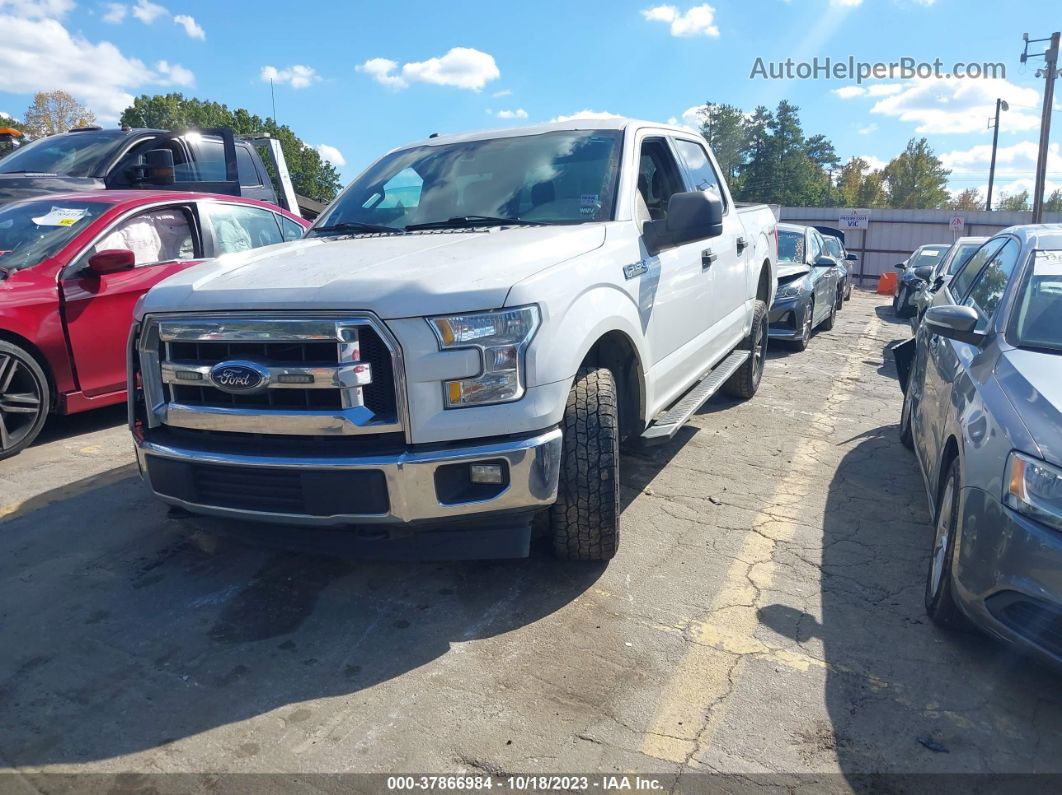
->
(549, 367, 620, 561)
(0, 341, 50, 461)
(722, 300, 768, 400)
(925, 459, 970, 629)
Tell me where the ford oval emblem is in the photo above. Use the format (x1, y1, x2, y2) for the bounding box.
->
(208, 361, 270, 394)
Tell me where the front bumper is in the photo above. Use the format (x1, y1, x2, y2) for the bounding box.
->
(954, 487, 1062, 668)
(135, 427, 563, 528)
(767, 296, 809, 340)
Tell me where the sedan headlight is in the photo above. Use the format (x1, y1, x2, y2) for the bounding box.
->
(429, 305, 540, 408)
(1004, 451, 1062, 531)
(776, 284, 806, 300)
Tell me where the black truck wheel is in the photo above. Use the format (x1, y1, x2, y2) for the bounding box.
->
(549, 367, 620, 561)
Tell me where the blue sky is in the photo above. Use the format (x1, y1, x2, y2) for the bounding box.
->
(1, 0, 1060, 200)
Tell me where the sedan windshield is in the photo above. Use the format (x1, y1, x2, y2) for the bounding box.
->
(778, 230, 805, 263)
(910, 246, 949, 268)
(0, 131, 125, 177)
(1013, 250, 1062, 353)
(311, 130, 623, 234)
(0, 200, 109, 270)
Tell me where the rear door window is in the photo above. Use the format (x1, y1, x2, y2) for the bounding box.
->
(278, 215, 305, 241)
(205, 202, 283, 255)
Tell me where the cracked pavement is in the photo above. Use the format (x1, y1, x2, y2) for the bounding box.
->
(1, 291, 1061, 784)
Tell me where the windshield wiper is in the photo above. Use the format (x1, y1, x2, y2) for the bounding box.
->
(309, 221, 406, 236)
(404, 215, 548, 231)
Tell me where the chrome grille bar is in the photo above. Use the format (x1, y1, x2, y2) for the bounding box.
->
(160, 362, 373, 390)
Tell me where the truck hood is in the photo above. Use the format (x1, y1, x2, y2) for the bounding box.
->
(996, 348, 1062, 466)
(140, 224, 606, 319)
(0, 174, 106, 205)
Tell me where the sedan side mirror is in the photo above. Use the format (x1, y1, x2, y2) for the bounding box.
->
(88, 249, 136, 275)
(845, 253, 858, 262)
(924, 305, 986, 345)
(931, 275, 947, 292)
(895, 263, 907, 270)
(665, 191, 724, 246)
(813, 256, 837, 268)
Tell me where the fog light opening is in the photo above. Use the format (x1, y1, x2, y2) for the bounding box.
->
(470, 463, 504, 485)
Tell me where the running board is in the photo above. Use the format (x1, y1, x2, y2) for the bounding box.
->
(640, 350, 749, 445)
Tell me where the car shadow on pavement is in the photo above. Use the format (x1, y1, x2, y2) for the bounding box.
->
(31, 403, 127, 447)
(757, 424, 1062, 780)
(0, 466, 606, 766)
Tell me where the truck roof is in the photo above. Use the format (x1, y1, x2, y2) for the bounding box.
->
(401, 117, 700, 150)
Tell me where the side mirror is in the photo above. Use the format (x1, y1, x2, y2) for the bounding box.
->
(895, 263, 907, 270)
(813, 256, 836, 268)
(87, 249, 136, 275)
(924, 305, 985, 345)
(931, 275, 946, 292)
(845, 253, 858, 262)
(145, 148, 175, 185)
(664, 191, 723, 246)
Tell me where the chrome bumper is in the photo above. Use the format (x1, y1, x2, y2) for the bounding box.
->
(136, 428, 563, 527)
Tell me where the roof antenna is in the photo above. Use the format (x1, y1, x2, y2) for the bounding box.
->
(429, 132, 439, 138)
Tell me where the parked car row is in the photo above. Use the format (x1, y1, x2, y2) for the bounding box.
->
(894, 223, 1062, 669)
(768, 222, 855, 350)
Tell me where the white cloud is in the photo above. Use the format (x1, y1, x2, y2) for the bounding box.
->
(315, 144, 346, 167)
(867, 83, 902, 97)
(941, 140, 1062, 179)
(101, 2, 126, 22)
(550, 110, 624, 123)
(849, 154, 887, 171)
(666, 105, 703, 132)
(173, 13, 203, 39)
(358, 47, 500, 91)
(641, 4, 720, 37)
(0, 0, 74, 17)
(260, 64, 320, 89)
(830, 0, 862, 6)
(495, 108, 528, 119)
(156, 59, 193, 87)
(868, 77, 1041, 134)
(131, 0, 166, 23)
(833, 85, 865, 99)
(491, 89, 512, 98)
(857, 122, 878, 134)
(0, 12, 179, 119)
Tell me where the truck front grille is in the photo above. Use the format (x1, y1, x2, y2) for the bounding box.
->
(137, 314, 405, 437)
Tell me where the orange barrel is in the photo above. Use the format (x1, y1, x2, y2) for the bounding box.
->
(877, 271, 897, 295)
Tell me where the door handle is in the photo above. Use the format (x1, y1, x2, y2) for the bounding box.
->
(701, 248, 717, 270)
(736, 236, 748, 254)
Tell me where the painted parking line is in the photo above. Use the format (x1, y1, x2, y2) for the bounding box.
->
(640, 311, 886, 764)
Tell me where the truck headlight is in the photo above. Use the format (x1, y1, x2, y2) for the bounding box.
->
(429, 305, 540, 408)
(1004, 451, 1062, 531)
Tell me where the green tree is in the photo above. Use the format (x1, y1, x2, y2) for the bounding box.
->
(733, 105, 775, 202)
(882, 138, 951, 209)
(836, 157, 869, 207)
(120, 93, 341, 202)
(697, 102, 748, 183)
(997, 190, 1031, 211)
(857, 170, 888, 208)
(0, 113, 22, 131)
(23, 90, 95, 138)
(1043, 189, 1062, 213)
(949, 188, 984, 211)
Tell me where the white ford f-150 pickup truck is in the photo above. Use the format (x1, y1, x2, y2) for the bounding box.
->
(129, 118, 778, 561)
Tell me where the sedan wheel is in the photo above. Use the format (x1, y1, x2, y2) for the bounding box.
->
(925, 459, 969, 628)
(0, 343, 50, 461)
(792, 299, 814, 352)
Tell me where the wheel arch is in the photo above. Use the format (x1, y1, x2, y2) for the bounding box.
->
(0, 329, 56, 407)
(935, 435, 962, 519)
(579, 330, 646, 441)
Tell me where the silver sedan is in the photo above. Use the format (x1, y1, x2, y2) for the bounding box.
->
(896, 224, 1062, 668)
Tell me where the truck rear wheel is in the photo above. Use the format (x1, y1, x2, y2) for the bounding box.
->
(0, 341, 50, 461)
(549, 367, 620, 561)
(722, 300, 768, 400)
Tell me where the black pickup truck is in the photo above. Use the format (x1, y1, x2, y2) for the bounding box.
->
(0, 126, 303, 215)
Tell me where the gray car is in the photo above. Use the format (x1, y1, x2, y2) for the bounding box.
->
(768, 224, 841, 351)
(910, 236, 988, 322)
(896, 224, 1062, 667)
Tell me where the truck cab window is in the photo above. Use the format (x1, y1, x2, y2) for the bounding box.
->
(637, 139, 684, 222)
(236, 146, 262, 187)
(673, 139, 726, 210)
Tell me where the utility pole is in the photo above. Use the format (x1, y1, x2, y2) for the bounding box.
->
(270, 78, 277, 125)
(1021, 31, 1060, 223)
(986, 98, 1009, 211)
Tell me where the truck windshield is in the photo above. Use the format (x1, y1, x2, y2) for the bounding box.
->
(0, 199, 109, 270)
(1012, 250, 1062, 354)
(311, 130, 623, 234)
(0, 131, 125, 177)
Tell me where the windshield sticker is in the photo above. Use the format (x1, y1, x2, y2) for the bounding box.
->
(1034, 250, 1062, 276)
(32, 207, 88, 227)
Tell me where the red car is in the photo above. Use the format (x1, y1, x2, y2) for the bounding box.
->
(0, 191, 309, 459)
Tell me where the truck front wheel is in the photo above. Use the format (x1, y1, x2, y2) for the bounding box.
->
(549, 367, 620, 561)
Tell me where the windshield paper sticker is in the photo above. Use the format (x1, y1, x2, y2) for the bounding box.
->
(32, 207, 88, 227)
(1035, 250, 1062, 276)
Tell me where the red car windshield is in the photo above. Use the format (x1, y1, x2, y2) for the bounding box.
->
(0, 199, 109, 270)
